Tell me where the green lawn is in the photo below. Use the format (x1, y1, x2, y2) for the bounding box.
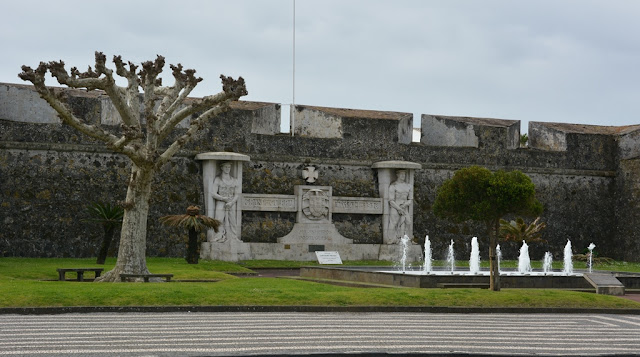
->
(1, 257, 639, 309)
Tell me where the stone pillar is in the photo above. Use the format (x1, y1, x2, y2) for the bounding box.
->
(196, 152, 250, 261)
(372, 161, 421, 244)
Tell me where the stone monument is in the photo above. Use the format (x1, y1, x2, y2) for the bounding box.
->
(372, 160, 422, 260)
(197, 152, 251, 261)
(197, 152, 422, 262)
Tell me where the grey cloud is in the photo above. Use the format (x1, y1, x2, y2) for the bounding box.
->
(1, 0, 638, 133)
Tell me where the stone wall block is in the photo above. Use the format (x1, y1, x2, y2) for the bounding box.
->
(0, 83, 60, 124)
(421, 114, 479, 147)
(529, 122, 568, 151)
(292, 104, 413, 144)
(421, 114, 520, 149)
(251, 103, 281, 135)
(618, 128, 640, 160)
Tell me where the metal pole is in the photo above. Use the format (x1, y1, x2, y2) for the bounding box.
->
(291, 0, 296, 136)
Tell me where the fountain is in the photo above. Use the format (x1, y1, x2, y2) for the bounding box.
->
(496, 244, 502, 273)
(446, 240, 455, 274)
(542, 252, 553, 274)
(518, 240, 532, 274)
(316, 233, 606, 292)
(588, 243, 596, 273)
(469, 237, 480, 274)
(423, 235, 432, 274)
(375, 235, 584, 278)
(400, 234, 410, 272)
(563, 240, 573, 275)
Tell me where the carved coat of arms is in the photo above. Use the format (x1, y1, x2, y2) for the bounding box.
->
(302, 189, 329, 220)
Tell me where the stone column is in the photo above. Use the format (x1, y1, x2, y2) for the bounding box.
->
(372, 161, 421, 244)
(195, 152, 250, 261)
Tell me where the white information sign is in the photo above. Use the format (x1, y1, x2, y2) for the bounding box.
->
(315, 251, 343, 265)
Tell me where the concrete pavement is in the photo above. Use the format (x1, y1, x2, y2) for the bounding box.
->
(2, 312, 640, 356)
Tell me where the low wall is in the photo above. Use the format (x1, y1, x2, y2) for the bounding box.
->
(300, 267, 597, 290)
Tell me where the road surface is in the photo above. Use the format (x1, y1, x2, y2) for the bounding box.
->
(2, 312, 640, 356)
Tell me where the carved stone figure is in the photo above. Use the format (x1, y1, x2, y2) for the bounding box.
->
(388, 169, 412, 244)
(211, 162, 240, 242)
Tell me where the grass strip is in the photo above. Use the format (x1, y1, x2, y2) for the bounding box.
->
(0, 257, 249, 281)
(1, 257, 639, 310)
(1, 278, 639, 309)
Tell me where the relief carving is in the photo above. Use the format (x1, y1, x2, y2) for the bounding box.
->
(301, 189, 330, 221)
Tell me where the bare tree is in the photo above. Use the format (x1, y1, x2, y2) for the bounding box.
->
(19, 52, 247, 281)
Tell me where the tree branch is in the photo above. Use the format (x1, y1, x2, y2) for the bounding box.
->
(19, 70, 140, 159)
(102, 53, 140, 129)
(19, 52, 247, 170)
(156, 98, 236, 168)
(137, 55, 166, 161)
(157, 75, 246, 142)
(19, 57, 146, 162)
(155, 64, 202, 135)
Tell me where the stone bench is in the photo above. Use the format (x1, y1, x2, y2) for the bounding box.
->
(57, 268, 104, 281)
(437, 283, 490, 289)
(119, 273, 174, 282)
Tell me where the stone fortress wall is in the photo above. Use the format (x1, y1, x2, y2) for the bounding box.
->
(1, 82, 640, 262)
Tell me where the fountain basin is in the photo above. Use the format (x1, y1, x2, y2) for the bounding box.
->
(380, 269, 583, 277)
(300, 266, 605, 290)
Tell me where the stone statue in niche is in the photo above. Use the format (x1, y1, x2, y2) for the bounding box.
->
(211, 161, 240, 242)
(388, 169, 412, 244)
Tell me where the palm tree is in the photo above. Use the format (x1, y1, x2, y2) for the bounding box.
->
(159, 206, 220, 264)
(499, 216, 546, 243)
(85, 202, 124, 264)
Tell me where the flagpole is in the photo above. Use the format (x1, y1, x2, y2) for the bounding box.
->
(291, 0, 296, 136)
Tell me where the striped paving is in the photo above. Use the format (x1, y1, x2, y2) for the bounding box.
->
(1, 312, 640, 356)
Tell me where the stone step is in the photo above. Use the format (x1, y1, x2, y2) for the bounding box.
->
(583, 273, 625, 295)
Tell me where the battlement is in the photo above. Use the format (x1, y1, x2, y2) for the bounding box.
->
(0, 82, 282, 132)
(292, 105, 413, 144)
(421, 114, 520, 149)
(3, 82, 639, 154)
(529, 121, 640, 159)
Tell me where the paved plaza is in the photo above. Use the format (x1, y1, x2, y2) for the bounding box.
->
(1, 312, 640, 356)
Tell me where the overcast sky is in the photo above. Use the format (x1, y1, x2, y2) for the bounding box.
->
(2, 0, 639, 133)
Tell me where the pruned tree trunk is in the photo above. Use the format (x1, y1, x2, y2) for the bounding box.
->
(20, 52, 247, 282)
(488, 219, 501, 291)
(96, 164, 154, 282)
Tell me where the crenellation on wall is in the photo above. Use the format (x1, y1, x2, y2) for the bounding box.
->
(617, 126, 640, 160)
(292, 105, 413, 144)
(246, 102, 281, 135)
(0, 83, 280, 135)
(0, 83, 60, 124)
(529, 122, 568, 151)
(420, 114, 520, 150)
(529, 121, 630, 154)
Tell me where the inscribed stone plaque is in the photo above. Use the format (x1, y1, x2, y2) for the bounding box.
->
(332, 197, 383, 214)
(241, 194, 297, 212)
(315, 251, 343, 265)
